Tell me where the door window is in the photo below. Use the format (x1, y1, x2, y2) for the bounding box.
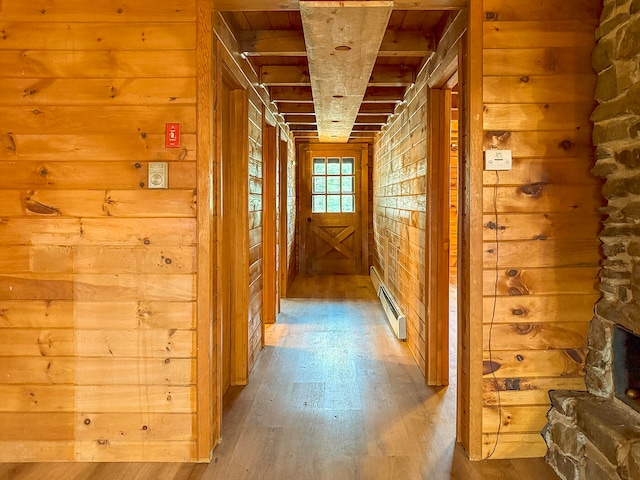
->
(311, 156, 355, 213)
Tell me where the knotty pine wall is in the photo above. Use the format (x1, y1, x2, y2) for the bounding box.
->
(478, 0, 602, 459)
(0, 1, 210, 462)
(286, 137, 297, 289)
(373, 73, 428, 374)
(248, 95, 264, 371)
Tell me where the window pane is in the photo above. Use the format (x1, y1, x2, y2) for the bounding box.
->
(327, 157, 340, 175)
(313, 176, 326, 194)
(312, 195, 326, 213)
(313, 158, 326, 175)
(327, 177, 341, 194)
(327, 195, 341, 212)
(342, 195, 355, 212)
(342, 157, 354, 175)
(341, 176, 354, 194)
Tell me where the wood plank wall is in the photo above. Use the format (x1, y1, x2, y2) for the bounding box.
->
(373, 72, 428, 374)
(0, 0, 201, 461)
(479, 0, 602, 459)
(286, 138, 297, 289)
(248, 94, 264, 370)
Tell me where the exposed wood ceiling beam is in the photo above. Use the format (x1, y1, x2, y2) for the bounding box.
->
(274, 102, 399, 118)
(351, 125, 383, 131)
(261, 65, 311, 86)
(283, 114, 388, 125)
(270, 87, 314, 103)
(239, 30, 433, 57)
(261, 65, 413, 87)
(301, 1, 392, 142)
(277, 103, 316, 114)
(362, 87, 407, 103)
(270, 86, 406, 103)
(355, 115, 388, 124)
(282, 114, 317, 124)
(358, 103, 397, 114)
(215, 0, 467, 11)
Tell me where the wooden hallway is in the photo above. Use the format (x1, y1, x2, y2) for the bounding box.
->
(0, 276, 556, 480)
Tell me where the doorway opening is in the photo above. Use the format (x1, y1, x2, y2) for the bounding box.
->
(426, 72, 459, 387)
(219, 68, 250, 398)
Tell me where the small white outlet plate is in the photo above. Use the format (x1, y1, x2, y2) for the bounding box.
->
(484, 149, 513, 171)
(148, 162, 168, 189)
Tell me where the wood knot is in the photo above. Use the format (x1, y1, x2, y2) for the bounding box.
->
(96, 439, 109, 446)
(483, 360, 501, 375)
(26, 199, 61, 216)
(143, 238, 151, 245)
(565, 349, 583, 364)
(5, 133, 16, 152)
(164, 358, 171, 364)
(515, 324, 534, 335)
(516, 354, 524, 362)
(485, 11, 497, 20)
(560, 140, 573, 150)
(508, 269, 519, 277)
(520, 76, 530, 83)
(486, 221, 506, 231)
(508, 286, 526, 296)
(520, 183, 547, 198)
(38, 167, 48, 177)
(84, 418, 91, 425)
(511, 308, 527, 316)
(164, 258, 172, 265)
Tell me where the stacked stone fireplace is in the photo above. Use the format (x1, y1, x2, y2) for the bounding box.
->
(543, 1, 640, 479)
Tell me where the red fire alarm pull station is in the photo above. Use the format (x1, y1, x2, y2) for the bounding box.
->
(165, 123, 181, 148)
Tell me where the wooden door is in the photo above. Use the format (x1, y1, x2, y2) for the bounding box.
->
(300, 144, 366, 275)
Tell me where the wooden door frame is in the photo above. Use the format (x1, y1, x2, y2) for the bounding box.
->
(278, 134, 290, 297)
(425, 38, 461, 387)
(298, 142, 369, 276)
(195, 0, 214, 460)
(263, 118, 278, 325)
(426, 87, 452, 387)
(216, 44, 250, 395)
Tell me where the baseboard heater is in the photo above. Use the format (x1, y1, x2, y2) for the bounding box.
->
(370, 266, 406, 340)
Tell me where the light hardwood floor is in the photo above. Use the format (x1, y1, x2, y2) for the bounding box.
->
(0, 275, 557, 480)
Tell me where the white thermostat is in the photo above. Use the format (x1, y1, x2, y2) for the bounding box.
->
(484, 149, 512, 171)
(148, 162, 168, 189)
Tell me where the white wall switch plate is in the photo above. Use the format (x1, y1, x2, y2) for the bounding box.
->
(148, 162, 168, 189)
(484, 149, 513, 171)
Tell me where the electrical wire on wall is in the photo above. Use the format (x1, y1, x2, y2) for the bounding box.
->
(485, 170, 502, 459)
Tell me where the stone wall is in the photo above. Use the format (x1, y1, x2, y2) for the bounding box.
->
(544, 1, 640, 478)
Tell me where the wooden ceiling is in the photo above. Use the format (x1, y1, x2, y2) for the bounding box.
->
(218, 0, 465, 141)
